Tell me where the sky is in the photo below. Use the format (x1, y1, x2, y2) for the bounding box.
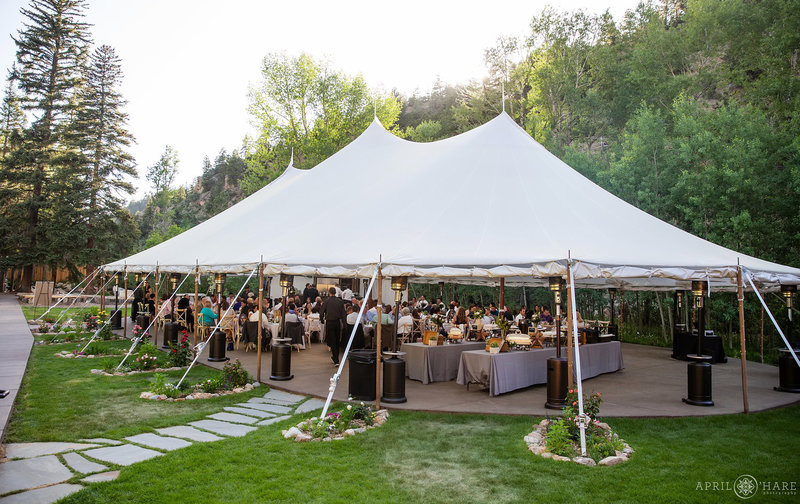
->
(0, 0, 641, 200)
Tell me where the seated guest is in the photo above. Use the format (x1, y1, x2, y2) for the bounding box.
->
(541, 308, 554, 324)
(232, 297, 243, 312)
(285, 303, 300, 323)
(489, 303, 499, 317)
(502, 306, 514, 322)
(371, 303, 393, 328)
(158, 293, 172, 320)
(145, 293, 156, 315)
(453, 307, 468, 325)
(515, 307, 528, 325)
(177, 294, 194, 330)
(416, 296, 429, 310)
(346, 303, 360, 325)
(397, 307, 413, 335)
(365, 300, 378, 323)
(248, 304, 269, 330)
(198, 297, 218, 326)
(482, 309, 494, 326)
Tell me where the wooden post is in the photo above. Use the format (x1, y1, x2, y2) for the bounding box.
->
(499, 277, 505, 311)
(737, 266, 749, 413)
(257, 262, 264, 382)
(566, 266, 574, 389)
(123, 267, 128, 338)
(193, 263, 199, 349)
(100, 271, 106, 313)
(375, 267, 383, 409)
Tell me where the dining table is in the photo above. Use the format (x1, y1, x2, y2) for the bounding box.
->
(456, 341, 624, 396)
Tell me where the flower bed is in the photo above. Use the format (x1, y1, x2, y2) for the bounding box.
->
(525, 389, 634, 466)
(137, 359, 257, 401)
(139, 381, 261, 402)
(282, 402, 389, 442)
(92, 366, 187, 376)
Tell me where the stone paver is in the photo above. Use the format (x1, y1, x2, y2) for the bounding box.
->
(124, 433, 193, 451)
(257, 415, 291, 426)
(0, 455, 73, 494)
(81, 470, 120, 483)
(294, 399, 326, 414)
(189, 419, 257, 437)
(207, 412, 259, 424)
(242, 400, 292, 414)
(0, 483, 83, 504)
(5, 442, 99, 459)
(79, 437, 122, 446)
(223, 406, 275, 418)
(155, 426, 223, 442)
(261, 389, 306, 404)
(62, 452, 107, 474)
(82, 445, 163, 466)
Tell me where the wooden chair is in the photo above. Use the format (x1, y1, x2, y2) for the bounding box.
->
(307, 316, 323, 344)
(285, 321, 305, 351)
(174, 308, 189, 331)
(397, 326, 411, 346)
(219, 313, 239, 349)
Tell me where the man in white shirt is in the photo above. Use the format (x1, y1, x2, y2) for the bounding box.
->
(397, 307, 413, 335)
(416, 295, 429, 310)
(342, 286, 353, 301)
(334, 283, 343, 298)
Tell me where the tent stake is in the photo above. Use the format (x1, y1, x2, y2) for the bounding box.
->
(736, 264, 749, 413)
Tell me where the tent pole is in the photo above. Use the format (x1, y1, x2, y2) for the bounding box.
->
(744, 270, 800, 367)
(376, 266, 383, 410)
(567, 260, 587, 456)
(257, 261, 264, 382)
(100, 270, 106, 313)
(123, 266, 128, 339)
(566, 266, 574, 389)
(193, 262, 199, 349)
(155, 265, 160, 345)
(736, 264, 749, 413)
(499, 277, 505, 311)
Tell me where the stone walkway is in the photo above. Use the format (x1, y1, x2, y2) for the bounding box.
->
(0, 389, 326, 503)
(0, 295, 34, 446)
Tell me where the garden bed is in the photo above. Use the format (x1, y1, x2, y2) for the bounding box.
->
(137, 359, 257, 401)
(140, 381, 261, 401)
(282, 402, 389, 442)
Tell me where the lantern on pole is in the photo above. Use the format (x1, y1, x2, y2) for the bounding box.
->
(683, 280, 713, 406)
(391, 277, 408, 352)
(549, 276, 565, 357)
(776, 284, 799, 393)
(545, 276, 568, 409)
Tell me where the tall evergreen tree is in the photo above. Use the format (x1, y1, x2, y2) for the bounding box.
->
(70, 44, 136, 267)
(0, 0, 91, 290)
(0, 68, 27, 159)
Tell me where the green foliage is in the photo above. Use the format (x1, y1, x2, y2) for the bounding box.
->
(146, 145, 179, 196)
(81, 342, 106, 356)
(149, 373, 184, 398)
(130, 353, 159, 371)
(587, 433, 624, 462)
(545, 419, 575, 457)
(144, 224, 186, 249)
(221, 359, 251, 388)
(199, 376, 223, 393)
(167, 332, 191, 367)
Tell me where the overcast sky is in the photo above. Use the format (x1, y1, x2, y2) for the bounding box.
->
(1, 0, 640, 200)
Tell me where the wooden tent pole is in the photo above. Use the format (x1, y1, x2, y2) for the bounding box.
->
(737, 265, 749, 413)
(100, 270, 106, 313)
(376, 266, 383, 409)
(193, 263, 199, 349)
(257, 262, 264, 382)
(499, 278, 505, 311)
(566, 265, 574, 389)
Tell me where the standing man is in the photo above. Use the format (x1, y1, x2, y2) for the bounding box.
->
(320, 287, 346, 365)
(342, 284, 353, 302)
(302, 283, 314, 303)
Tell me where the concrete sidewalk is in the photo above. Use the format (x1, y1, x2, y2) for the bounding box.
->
(0, 294, 34, 448)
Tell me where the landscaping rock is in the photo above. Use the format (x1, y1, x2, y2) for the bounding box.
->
(139, 392, 153, 399)
(539, 419, 549, 427)
(598, 422, 610, 431)
(573, 456, 596, 466)
(244, 383, 253, 391)
(252, 382, 261, 388)
(283, 427, 302, 439)
(529, 445, 546, 455)
(540, 452, 553, 459)
(295, 433, 313, 442)
(354, 427, 366, 434)
(552, 455, 571, 462)
(524, 433, 542, 445)
(598, 456, 626, 467)
(373, 416, 386, 426)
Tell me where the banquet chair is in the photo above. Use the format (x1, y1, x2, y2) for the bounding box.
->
(219, 313, 239, 349)
(285, 321, 305, 351)
(307, 316, 323, 344)
(411, 319, 425, 342)
(397, 326, 411, 346)
(174, 308, 189, 331)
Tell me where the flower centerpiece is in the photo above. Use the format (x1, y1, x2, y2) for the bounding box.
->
(472, 309, 484, 331)
(496, 316, 510, 337)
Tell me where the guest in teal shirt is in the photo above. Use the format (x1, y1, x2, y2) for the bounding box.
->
(199, 297, 218, 326)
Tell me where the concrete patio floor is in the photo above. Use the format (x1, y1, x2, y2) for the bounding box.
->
(201, 338, 800, 417)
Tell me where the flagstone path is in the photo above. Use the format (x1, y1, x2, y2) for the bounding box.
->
(0, 389, 324, 503)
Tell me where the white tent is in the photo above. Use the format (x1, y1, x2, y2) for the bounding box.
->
(106, 113, 800, 291)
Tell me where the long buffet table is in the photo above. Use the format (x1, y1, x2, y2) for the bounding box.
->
(401, 342, 486, 384)
(456, 341, 624, 396)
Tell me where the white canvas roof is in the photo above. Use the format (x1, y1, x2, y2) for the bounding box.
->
(106, 113, 800, 291)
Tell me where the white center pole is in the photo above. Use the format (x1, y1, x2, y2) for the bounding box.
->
(176, 267, 257, 389)
(744, 271, 800, 367)
(568, 260, 587, 457)
(320, 267, 379, 419)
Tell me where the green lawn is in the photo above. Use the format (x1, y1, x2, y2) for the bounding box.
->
(22, 305, 97, 322)
(59, 406, 800, 503)
(7, 341, 266, 441)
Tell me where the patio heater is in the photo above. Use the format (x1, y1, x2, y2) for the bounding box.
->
(383, 277, 408, 404)
(271, 273, 294, 380)
(683, 280, 713, 406)
(111, 272, 122, 329)
(775, 284, 799, 393)
(208, 273, 227, 362)
(545, 276, 568, 409)
(162, 273, 181, 349)
(607, 288, 618, 341)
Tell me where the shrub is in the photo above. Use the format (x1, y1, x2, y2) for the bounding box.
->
(82, 342, 106, 356)
(149, 373, 184, 398)
(98, 325, 114, 340)
(546, 419, 576, 457)
(138, 343, 159, 356)
(562, 389, 602, 440)
(131, 353, 158, 371)
(200, 377, 223, 393)
(588, 434, 623, 462)
(167, 332, 192, 367)
(222, 359, 251, 389)
(38, 323, 50, 334)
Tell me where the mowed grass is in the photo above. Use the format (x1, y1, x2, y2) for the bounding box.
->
(22, 305, 95, 321)
(61, 405, 800, 504)
(7, 340, 266, 442)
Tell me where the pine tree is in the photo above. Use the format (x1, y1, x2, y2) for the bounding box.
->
(70, 44, 136, 267)
(0, 0, 92, 290)
(0, 67, 27, 159)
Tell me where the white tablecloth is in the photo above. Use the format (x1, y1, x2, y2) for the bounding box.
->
(402, 342, 486, 384)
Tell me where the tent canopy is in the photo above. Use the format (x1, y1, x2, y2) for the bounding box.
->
(106, 113, 800, 291)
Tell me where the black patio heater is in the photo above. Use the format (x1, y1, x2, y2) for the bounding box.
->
(162, 273, 181, 349)
(111, 272, 122, 329)
(383, 276, 408, 404)
(545, 276, 568, 409)
(775, 284, 799, 393)
(271, 273, 294, 380)
(208, 273, 227, 362)
(607, 288, 619, 340)
(683, 280, 713, 406)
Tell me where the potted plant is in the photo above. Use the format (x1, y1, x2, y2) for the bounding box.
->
(489, 341, 501, 354)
